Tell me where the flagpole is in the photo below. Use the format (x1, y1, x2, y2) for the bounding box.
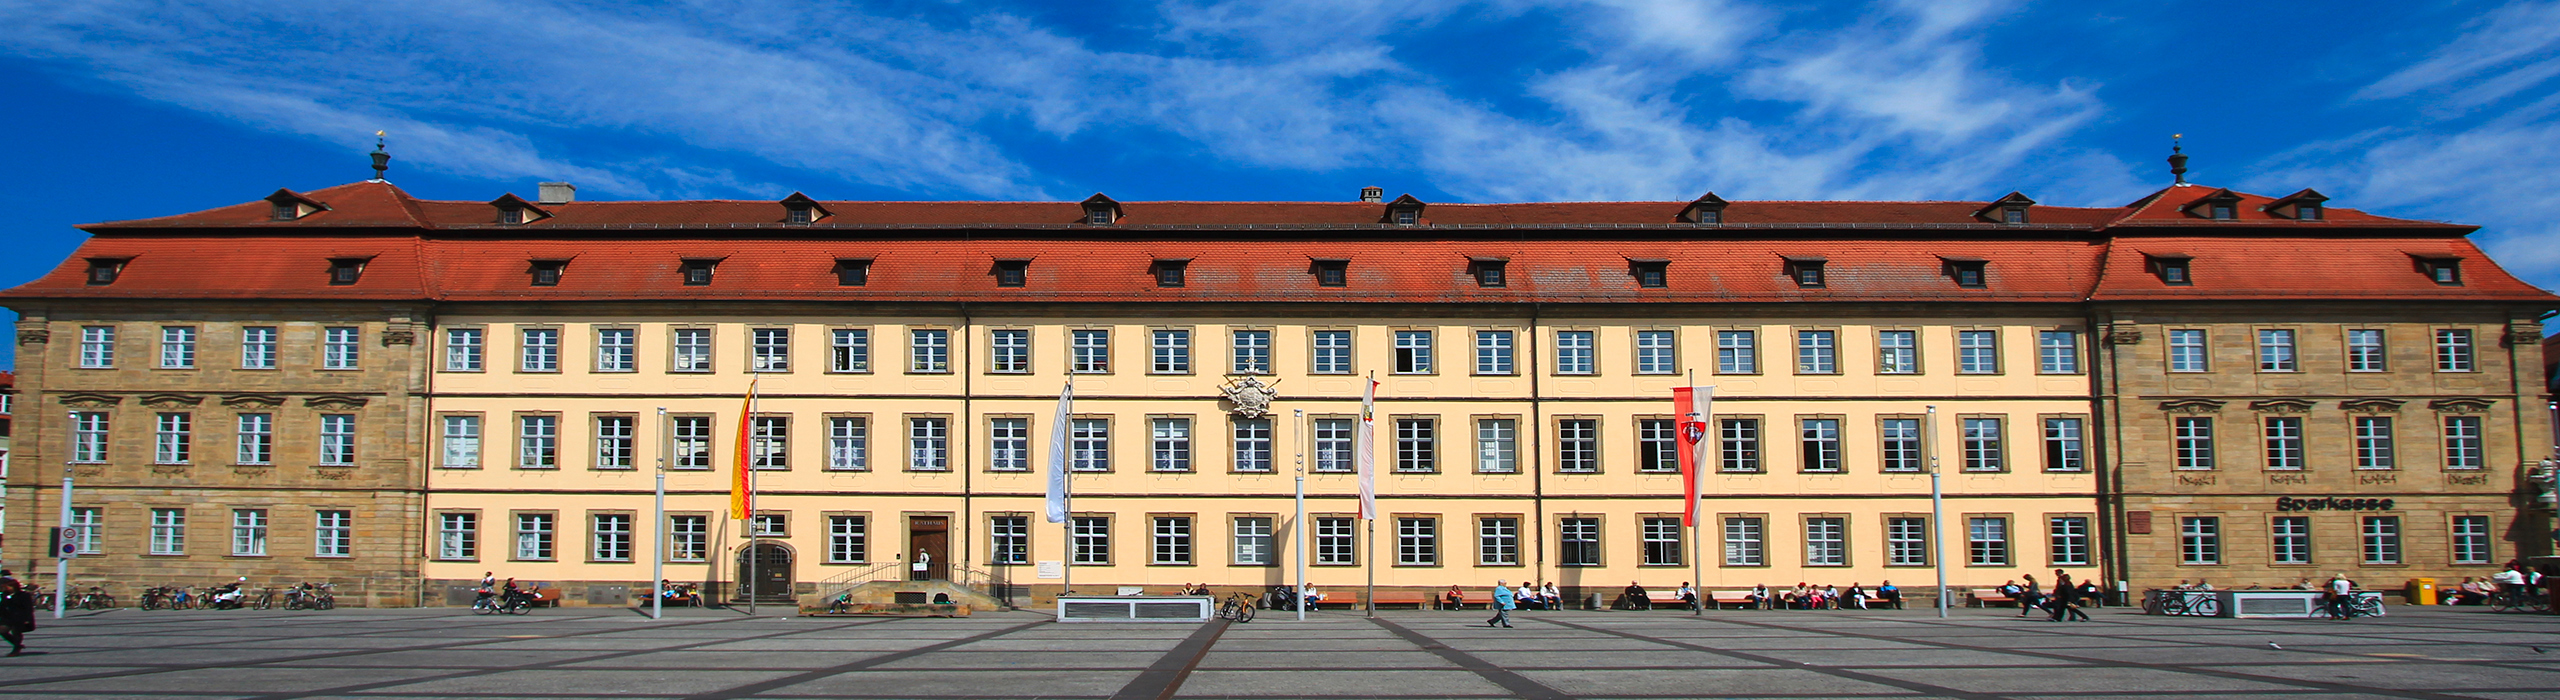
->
(653, 407, 667, 621)
(1294, 408, 1307, 621)
(1360, 372, 1377, 619)
(1927, 404, 1946, 619)
(1048, 380, 1076, 603)
(1688, 371, 1703, 616)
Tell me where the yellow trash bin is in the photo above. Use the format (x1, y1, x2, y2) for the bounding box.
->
(2408, 578, 2437, 606)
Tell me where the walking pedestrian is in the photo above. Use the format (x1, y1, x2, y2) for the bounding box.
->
(1487, 580, 1517, 628)
(2326, 573, 2355, 621)
(0, 579, 35, 656)
(2015, 574, 2042, 617)
(2050, 570, 2089, 622)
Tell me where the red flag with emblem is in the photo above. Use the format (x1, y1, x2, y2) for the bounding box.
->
(1673, 386, 1712, 527)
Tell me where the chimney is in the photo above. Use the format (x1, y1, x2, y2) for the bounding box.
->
(1359, 186, 1383, 203)
(537, 182, 577, 204)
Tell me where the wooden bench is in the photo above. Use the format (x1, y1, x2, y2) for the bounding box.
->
(1369, 591, 1433, 610)
(1708, 591, 1759, 609)
(533, 588, 565, 608)
(1437, 595, 1481, 610)
(1967, 588, 2014, 608)
(1645, 592, 1696, 610)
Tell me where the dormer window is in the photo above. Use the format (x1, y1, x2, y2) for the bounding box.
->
(786, 207, 812, 225)
(530, 260, 567, 287)
(2210, 203, 2236, 220)
(834, 258, 871, 287)
(993, 260, 1029, 287)
(1942, 257, 1988, 288)
(2182, 189, 2244, 221)
(2264, 188, 2329, 221)
(779, 192, 830, 226)
(499, 207, 527, 225)
(1470, 258, 1507, 288)
(264, 188, 327, 221)
(2002, 207, 2027, 224)
(2146, 255, 2193, 285)
(681, 259, 717, 286)
(1976, 192, 2035, 225)
(1313, 259, 1348, 287)
(272, 202, 300, 221)
(328, 258, 368, 286)
(2418, 257, 2462, 286)
(1394, 210, 1418, 225)
(2296, 204, 2322, 220)
(1681, 192, 1728, 224)
(85, 258, 128, 286)
(490, 193, 548, 225)
(1384, 194, 1425, 226)
(1629, 259, 1669, 288)
(1784, 257, 1826, 288)
(1153, 259, 1188, 288)
(1080, 193, 1121, 226)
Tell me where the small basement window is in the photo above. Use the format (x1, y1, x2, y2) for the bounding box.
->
(681, 260, 717, 286)
(2419, 257, 2462, 286)
(1785, 258, 1826, 288)
(2147, 256, 2192, 285)
(834, 259, 871, 287)
(530, 260, 567, 287)
(993, 260, 1029, 287)
(1945, 258, 1988, 288)
(1153, 260, 1188, 288)
(328, 258, 368, 286)
(1471, 259, 1507, 288)
(86, 258, 128, 286)
(1630, 260, 1668, 288)
(1313, 259, 1348, 287)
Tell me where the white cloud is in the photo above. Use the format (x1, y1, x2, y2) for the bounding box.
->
(2357, 0, 2560, 111)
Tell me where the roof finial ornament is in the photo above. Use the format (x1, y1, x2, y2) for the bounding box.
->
(369, 130, 391, 182)
(2167, 133, 2189, 187)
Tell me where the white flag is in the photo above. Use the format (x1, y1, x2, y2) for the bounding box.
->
(1355, 377, 1378, 520)
(1045, 382, 1075, 523)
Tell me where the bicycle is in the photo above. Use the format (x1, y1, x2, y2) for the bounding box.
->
(250, 588, 276, 610)
(140, 586, 170, 611)
(2149, 590, 2220, 617)
(1217, 592, 1257, 623)
(2319, 594, 2386, 619)
(2488, 588, 2547, 613)
(78, 586, 117, 610)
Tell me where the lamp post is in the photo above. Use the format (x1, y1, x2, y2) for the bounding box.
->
(1294, 408, 1308, 622)
(652, 407, 667, 620)
(56, 410, 77, 620)
(1927, 405, 1946, 619)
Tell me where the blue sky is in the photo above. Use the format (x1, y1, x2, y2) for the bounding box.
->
(5, 0, 2560, 370)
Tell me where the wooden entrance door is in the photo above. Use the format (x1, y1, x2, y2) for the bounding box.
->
(911, 516, 949, 581)
(737, 543, 793, 601)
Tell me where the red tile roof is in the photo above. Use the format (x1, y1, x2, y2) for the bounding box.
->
(9, 180, 2551, 306)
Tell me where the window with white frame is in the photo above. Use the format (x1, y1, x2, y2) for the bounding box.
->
(592, 513, 633, 562)
(1395, 418, 1435, 473)
(831, 328, 870, 372)
(1394, 330, 1433, 373)
(1795, 330, 1836, 374)
(1476, 418, 1517, 473)
(1071, 516, 1111, 565)
(1475, 330, 1515, 374)
(69, 507, 101, 554)
(516, 415, 556, 469)
(319, 413, 357, 466)
(2453, 515, 2492, 565)
(1642, 517, 1682, 566)
(828, 416, 868, 471)
(1961, 417, 2003, 472)
(1312, 418, 1354, 472)
(237, 413, 273, 465)
(596, 328, 635, 372)
(2043, 418, 2085, 472)
(1887, 517, 1928, 566)
(78, 325, 115, 368)
(2168, 329, 2207, 372)
(1233, 418, 1272, 473)
(910, 417, 949, 471)
(155, 412, 191, 464)
(2435, 329, 2473, 372)
(150, 508, 186, 555)
(1968, 516, 2010, 566)
(241, 326, 278, 369)
(672, 327, 713, 372)
(2271, 515, 2310, 565)
(322, 326, 360, 369)
(1070, 417, 1111, 471)
(1396, 517, 1436, 566)
(1957, 330, 1998, 374)
(1071, 329, 1110, 373)
(911, 329, 950, 372)
(1152, 329, 1190, 374)
(1799, 418, 1841, 472)
(438, 512, 478, 560)
(1717, 330, 1757, 373)
(1557, 419, 1599, 473)
(519, 328, 559, 372)
(2179, 516, 2219, 565)
(1151, 417, 1191, 472)
(669, 515, 708, 562)
(1479, 517, 1519, 566)
(2257, 329, 2296, 371)
(1636, 330, 1676, 374)
(1878, 330, 1917, 374)
(2346, 329, 2386, 372)
(1723, 516, 1764, 566)
(989, 417, 1029, 472)
(1637, 419, 1678, 473)
(2442, 415, 2484, 470)
(750, 416, 788, 470)
(443, 415, 486, 469)
(1232, 330, 1271, 374)
(1233, 517, 1272, 565)
(72, 411, 110, 463)
(313, 509, 351, 558)
(1558, 517, 1600, 566)
(1882, 418, 1923, 472)
(1555, 330, 1593, 374)
(232, 509, 269, 556)
(593, 415, 635, 470)
(1805, 517, 1846, 566)
(2261, 417, 2305, 470)
(671, 416, 711, 470)
(1311, 330, 1352, 374)
(750, 327, 790, 372)
(2049, 516, 2089, 566)
(2361, 516, 2402, 564)
(2355, 416, 2395, 470)
(990, 515, 1028, 565)
(829, 515, 868, 563)
(2173, 417, 2215, 470)
(160, 326, 196, 369)
(2038, 330, 2079, 373)
(1720, 418, 1760, 472)
(990, 329, 1029, 373)
(1316, 517, 1355, 565)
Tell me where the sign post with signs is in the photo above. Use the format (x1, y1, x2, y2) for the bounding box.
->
(53, 462, 74, 619)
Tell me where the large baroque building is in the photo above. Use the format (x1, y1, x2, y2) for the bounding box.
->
(4, 167, 2552, 607)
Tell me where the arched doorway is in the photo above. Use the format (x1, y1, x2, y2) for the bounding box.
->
(737, 542, 794, 602)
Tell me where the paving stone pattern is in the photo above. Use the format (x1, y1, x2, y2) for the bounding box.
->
(0, 605, 2555, 699)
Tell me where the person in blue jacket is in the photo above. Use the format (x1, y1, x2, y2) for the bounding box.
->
(1487, 581, 1517, 628)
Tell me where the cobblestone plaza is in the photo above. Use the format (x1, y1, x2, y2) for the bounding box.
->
(0, 606, 2554, 699)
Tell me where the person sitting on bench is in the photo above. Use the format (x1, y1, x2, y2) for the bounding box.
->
(1618, 581, 1652, 610)
(1877, 581, 1902, 609)
(1677, 582, 1698, 610)
(1748, 583, 1770, 610)
(1444, 585, 1466, 609)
